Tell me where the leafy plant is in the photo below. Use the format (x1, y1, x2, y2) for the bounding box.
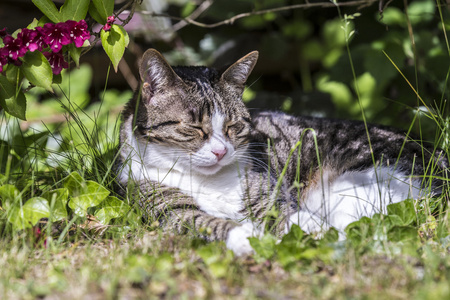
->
(0, 0, 130, 120)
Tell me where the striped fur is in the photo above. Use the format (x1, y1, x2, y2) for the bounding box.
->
(116, 49, 448, 255)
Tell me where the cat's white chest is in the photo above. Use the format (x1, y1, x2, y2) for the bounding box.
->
(156, 166, 246, 220)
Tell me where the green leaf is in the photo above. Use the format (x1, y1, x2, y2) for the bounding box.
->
(68, 44, 82, 67)
(68, 181, 110, 216)
(92, 0, 114, 22)
(345, 216, 374, 244)
(387, 225, 419, 242)
(21, 51, 53, 92)
(63, 172, 85, 194)
(22, 197, 50, 225)
(88, 2, 106, 24)
(31, 0, 61, 23)
(283, 224, 304, 242)
(27, 18, 40, 30)
(7, 205, 28, 230)
(41, 188, 69, 221)
(60, 0, 90, 21)
(94, 196, 130, 224)
(64, 172, 109, 216)
(249, 233, 277, 260)
(387, 199, 416, 225)
(321, 227, 339, 243)
(101, 24, 129, 72)
(0, 75, 27, 120)
(7, 197, 50, 230)
(0, 184, 20, 210)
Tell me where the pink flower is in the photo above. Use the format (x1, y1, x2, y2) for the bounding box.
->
(102, 15, 115, 32)
(43, 51, 68, 74)
(102, 23, 112, 31)
(38, 22, 71, 53)
(66, 20, 90, 47)
(18, 28, 43, 52)
(2, 35, 27, 60)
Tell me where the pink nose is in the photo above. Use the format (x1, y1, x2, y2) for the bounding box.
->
(212, 148, 227, 161)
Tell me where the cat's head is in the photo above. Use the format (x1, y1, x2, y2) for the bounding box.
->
(129, 49, 258, 175)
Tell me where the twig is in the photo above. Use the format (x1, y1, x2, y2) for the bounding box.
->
(145, 0, 378, 29)
(172, 0, 214, 31)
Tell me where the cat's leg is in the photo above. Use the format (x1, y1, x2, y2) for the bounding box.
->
(136, 183, 261, 255)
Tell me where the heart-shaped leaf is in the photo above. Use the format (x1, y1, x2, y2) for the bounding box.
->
(95, 196, 131, 224)
(23, 197, 50, 225)
(68, 181, 110, 216)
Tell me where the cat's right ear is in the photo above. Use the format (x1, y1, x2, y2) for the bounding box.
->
(139, 49, 182, 99)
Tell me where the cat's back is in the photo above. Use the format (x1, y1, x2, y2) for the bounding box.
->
(250, 110, 446, 177)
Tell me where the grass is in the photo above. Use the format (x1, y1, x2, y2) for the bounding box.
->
(0, 229, 449, 299)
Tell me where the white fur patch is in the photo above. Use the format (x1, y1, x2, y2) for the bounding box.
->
(286, 167, 424, 239)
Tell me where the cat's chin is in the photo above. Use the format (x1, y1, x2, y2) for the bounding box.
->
(194, 163, 224, 175)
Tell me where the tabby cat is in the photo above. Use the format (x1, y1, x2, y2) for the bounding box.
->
(116, 49, 448, 255)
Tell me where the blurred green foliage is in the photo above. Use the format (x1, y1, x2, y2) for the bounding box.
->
(149, 0, 449, 146)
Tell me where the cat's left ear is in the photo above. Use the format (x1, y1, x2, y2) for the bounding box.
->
(221, 51, 259, 87)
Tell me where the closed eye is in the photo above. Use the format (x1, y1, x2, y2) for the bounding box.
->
(189, 125, 209, 140)
(140, 121, 180, 131)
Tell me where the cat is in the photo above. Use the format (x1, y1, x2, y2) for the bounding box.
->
(116, 48, 448, 256)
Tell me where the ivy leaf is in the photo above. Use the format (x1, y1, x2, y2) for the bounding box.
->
(92, 0, 114, 23)
(8, 197, 50, 230)
(64, 172, 109, 216)
(31, 0, 61, 23)
(94, 196, 131, 225)
(68, 181, 110, 216)
(101, 24, 129, 72)
(41, 188, 69, 221)
(0, 75, 27, 120)
(21, 51, 53, 92)
(22, 197, 50, 226)
(60, 0, 90, 21)
(63, 171, 85, 193)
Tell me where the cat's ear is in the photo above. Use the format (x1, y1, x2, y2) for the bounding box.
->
(221, 51, 259, 87)
(139, 49, 182, 98)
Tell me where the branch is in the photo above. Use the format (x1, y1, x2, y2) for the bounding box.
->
(145, 0, 378, 29)
(172, 0, 214, 31)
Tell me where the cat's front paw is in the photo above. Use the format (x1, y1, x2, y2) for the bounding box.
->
(226, 222, 262, 256)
